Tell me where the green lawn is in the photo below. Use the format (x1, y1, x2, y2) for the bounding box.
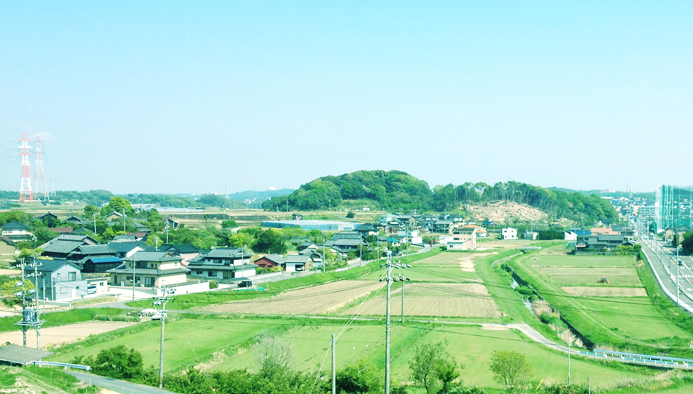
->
(215, 322, 655, 391)
(48, 317, 297, 372)
(535, 267, 643, 287)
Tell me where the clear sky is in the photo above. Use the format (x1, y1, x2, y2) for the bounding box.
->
(1, 1, 691, 194)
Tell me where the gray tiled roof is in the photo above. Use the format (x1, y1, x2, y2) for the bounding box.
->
(25, 259, 80, 273)
(285, 255, 311, 263)
(108, 241, 150, 254)
(202, 248, 248, 259)
(124, 251, 181, 262)
(42, 241, 84, 254)
(76, 245, 115, 255)
(1, 221, 29, 230)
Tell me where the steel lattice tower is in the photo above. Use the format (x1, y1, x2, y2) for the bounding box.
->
(34, 136, 48, 202)
(18, 133, 33, 202)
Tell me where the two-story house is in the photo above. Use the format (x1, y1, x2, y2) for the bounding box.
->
(187, 248, 256, 280)
(107, 251, 188, 287)
(1, 221, 35, 243)
(25, 260, 87, 301)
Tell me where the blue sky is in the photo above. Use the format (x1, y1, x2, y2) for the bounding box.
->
(1, 1, 691, 194)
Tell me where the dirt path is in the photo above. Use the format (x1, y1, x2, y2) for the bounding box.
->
(0, 321, 136, 349)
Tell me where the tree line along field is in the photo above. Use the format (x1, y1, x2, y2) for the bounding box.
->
(508, 246, 693, 351)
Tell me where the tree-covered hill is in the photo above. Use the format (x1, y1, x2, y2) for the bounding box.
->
(262, 170, 433, 212)
(262, 171, 619, 224)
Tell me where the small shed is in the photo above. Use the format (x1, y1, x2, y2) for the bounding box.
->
(0, 344, 53, 366)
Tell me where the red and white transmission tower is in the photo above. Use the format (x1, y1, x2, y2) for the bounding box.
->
(34, 136, 48, 202)
(18, 133, 33, 202)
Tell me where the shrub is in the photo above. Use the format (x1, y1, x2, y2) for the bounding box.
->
(209, 281, 219, 289)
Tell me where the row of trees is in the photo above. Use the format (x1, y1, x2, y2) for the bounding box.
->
(74, 340, 589, 394)
(261, 171, 618, 225)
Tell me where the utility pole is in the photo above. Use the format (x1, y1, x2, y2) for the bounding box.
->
(154, 290, 174, 389)
(122, 208, 126, 233)
(331, 333, 336, 394)
(93, 212, 97, 234)
(568, 336, 571, 386)
(400, 265, 410, 323)
(132, 256, 136, 301)
(15, 259, 45, 349)
(677, 244, 681, 306)
(380, 251, 409, 394)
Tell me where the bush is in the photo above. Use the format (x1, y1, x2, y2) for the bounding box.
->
(209, 281, 219, 289)
(346, 211, 355, 219)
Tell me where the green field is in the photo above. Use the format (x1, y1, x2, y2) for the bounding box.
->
(359, 266, 481, 282)
(48, 317, 298, 372)
(529, 253, 637, 268)
(508, 247, 693, 352)
(213, 321, 654, 390)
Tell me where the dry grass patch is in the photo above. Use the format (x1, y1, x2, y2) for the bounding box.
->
(562, 286, 647, 297)
(0, 321, 135, 349)
(199, 280, 384, 315)
(339, 283, 501, 318)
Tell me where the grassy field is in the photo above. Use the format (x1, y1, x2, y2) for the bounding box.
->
(213, 321, 655, 391)
(507, 246, 693, 353)
(48, 317, 298, 372)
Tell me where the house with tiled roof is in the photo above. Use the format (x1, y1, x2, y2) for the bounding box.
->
(107, 241, 151, 259)
(254, 254, 285, 269)
(107, 251, 188, 287)
(1, 221, 35, 242)
(188, 248, 255, 280)
(40, 234, 99, 259)
(156, 244, 200, 266)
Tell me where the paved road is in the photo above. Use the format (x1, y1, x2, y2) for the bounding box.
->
(635, 221, 693, 314)
(67, 371, 176, 394)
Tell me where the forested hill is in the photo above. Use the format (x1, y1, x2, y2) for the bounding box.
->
(262, 171, 619, 224)
(262, 170, 432, 212)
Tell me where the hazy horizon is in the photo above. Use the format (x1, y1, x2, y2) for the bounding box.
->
(2, 2, 691, 194)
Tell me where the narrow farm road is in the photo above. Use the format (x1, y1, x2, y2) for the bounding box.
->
(66, 371, 176, 394)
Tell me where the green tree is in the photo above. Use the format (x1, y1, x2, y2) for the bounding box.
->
(84, 204, 99, 218)
(77, 345, 144, 380)
(489, 351, 533, 392)
(231, 232, 255, 248)
(221, 219, 238, 228)
(335, 359, 382, 394)
(434, 356, 461, 394)
(107, 196, 133, 214)
(346, 211, 356, 219)
(253, 229, 287, 254)
(410, 341, 455, 394)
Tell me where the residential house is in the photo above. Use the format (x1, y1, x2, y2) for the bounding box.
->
(433, 220, 453, 233)
(104, 211, 123, 222)
(326, 238, 364, 252)
(283, 255, 313, 272)
(448, 227, 477, 250)
(67, 244, 116, 268)
(576, 234, 629, 252)
(292, 213, 304, 220)
(591, 227, 618, 236)
(254, 254, 284, 269)
(26, 260, 87, 301)
(36, 212, 59, 227)
(107, 251, 188, 287)
(164, 218, 180, 230)
(354, 224, 379, 237)
(379, 213, 396, 225)
(108, 241, 150, 259)
(40, 234, 100, 259)
(156, 244, 200, 266)
(188, 248, 256, 280)
(81, 256, 123, 273)
(297, 242, 318, 252)
(524, 231, 538, 240)
(126, 232, 148, 241)
(1, 222, 35, 243)
(65, 216, 87, 226)
(564, 231, 578, 241)
(299, 249, 323, 268)
(501, 228, 518, 240)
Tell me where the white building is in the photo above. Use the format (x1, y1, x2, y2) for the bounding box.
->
(501, 228, 518, 240)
